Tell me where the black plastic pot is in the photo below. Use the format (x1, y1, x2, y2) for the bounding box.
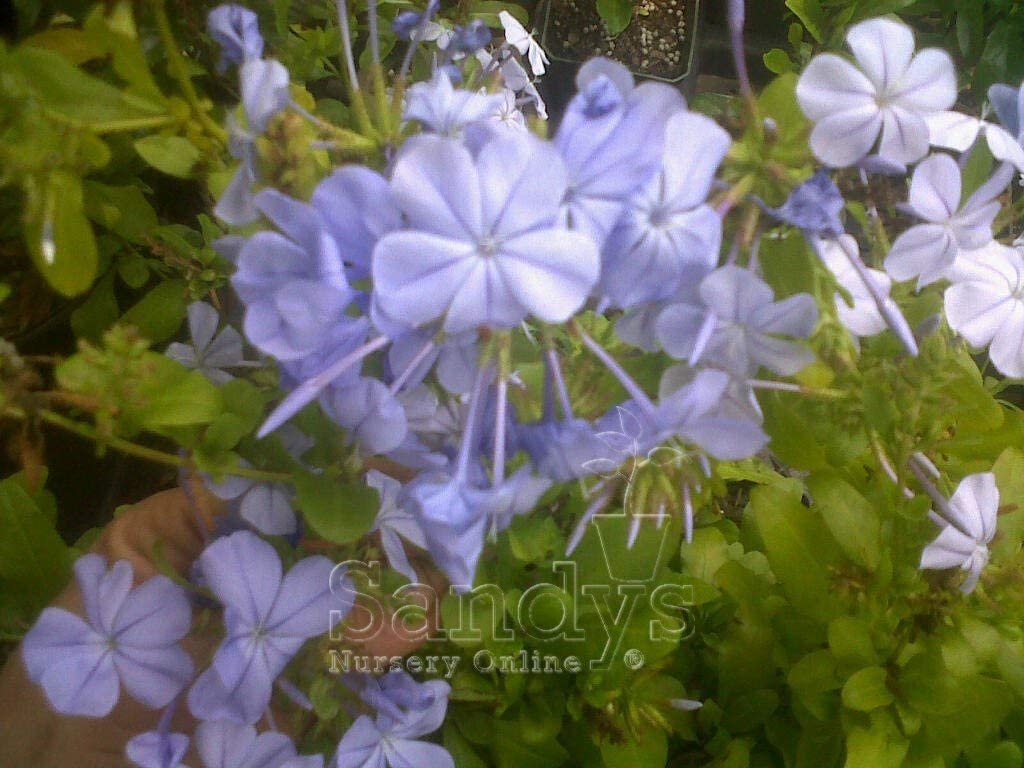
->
(536, 0, 703, 121)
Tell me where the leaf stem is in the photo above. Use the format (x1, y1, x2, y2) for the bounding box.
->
(147, 0, 227, 143)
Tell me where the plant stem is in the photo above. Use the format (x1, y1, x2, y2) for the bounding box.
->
(3, 406, 290, 482)
(747, 379, 848, 399)
(148, 0, 227, 143)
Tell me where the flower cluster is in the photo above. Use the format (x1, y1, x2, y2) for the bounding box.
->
(20, 4, 1024, 767)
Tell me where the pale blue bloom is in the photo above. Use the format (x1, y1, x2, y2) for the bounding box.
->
(322, 376, 408, 455)
(763, 170, 845, 238)
(555, 58, 684, 247)
(126, 730, 190, 768)
(213, 51, 290, 225)
(884, 153, 1008, 287)
(206, 465, 297, 536)
(167, 302, 256, 384)
(352, 670, 450, 735)
(600, 109, 729, 308)
(796, 17, 956, 167)
(372, 132, 600, 334)
(23, 555, 193, 717)
(368, 470, 427, 583)
(232, 190, 357, 361)
(188, 532, 353, 724)
(656, 266, 819, 378)
(208, 5, 264, 71)
(312, 167, 401, 282)
(404, 69, 504, 137)
(920, 472, 998, 593)
(195, 721, 306, 768)
(333, 715, 453, 768)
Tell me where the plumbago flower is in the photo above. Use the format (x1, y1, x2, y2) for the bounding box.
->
(167, 302, 258, 384)
(188, 531, 354, 724)
(944, 241, 1024, 378)
(818, 236, 898, 339)
(920, 473, 999, 593)
(598, 109, 731, 309)
(884, 153, 1008, 288)
(655, 266, 820, 378)
(796, 17, 956, 167)
(554, 58, 684, 247)
(336, 671, 453, 768)
(373, 132, 599, 333)
(211, 8, 291, 226)
(22, 554, 193, 717)
(499, 10, 548, 76)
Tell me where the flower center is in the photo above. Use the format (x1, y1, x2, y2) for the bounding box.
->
(478, 235, 499, 257)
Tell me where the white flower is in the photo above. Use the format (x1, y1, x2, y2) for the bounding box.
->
(796, 17, 956, 167)
(884, 153, 1007, 288)
(499, 10, 549, 76)
(489, 88, 527, 131)
(926, 111, 1024, 172)
(944, 241, 1024, 377)
(818, 235, 895, 338)
(920, 472, 998, 593)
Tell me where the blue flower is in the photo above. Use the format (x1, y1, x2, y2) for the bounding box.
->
(23, 554, 193, 717)
(126, 729, 190, 768)
(208, 5, 264, 72)
(195, 721, 311, 768)
(600, 110, 730, 308)
(555, 58, 684, 247)
(312, 167, 401, 282)
(368, 470, 427, 583)
(334, 715, 454, 768)
(206, 466, 297, 536)
(655, 266, 819, 377)
(167, 301, 257, 384)
(404, 69, 505, 137)
(322, 376, 408, 455)
(403, 471, 491, 588)
(762, 170, 845, 238)
(372, 133, 600, 334)
(232, 190, 357, 361)
(188, 531, 353, 724)
(448, 20, 492, 55)
(352, 669, 450, 735)
(214, 52, 290, 226)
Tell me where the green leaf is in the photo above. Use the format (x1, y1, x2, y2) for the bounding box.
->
(119, 279, 187, 343)
(141, 366, 222, 428)
(84, 182, 159, 244)
(828, 616, 877, 668)
(596, 0, 633, 36)
(844, 712, 909, 768)
(599, 729, 667, 768)
(0, 478, 72, 618)
(842, 666, 894, 712)
(70, 272, 119, 341)
(968, 741, 1023, 768)
(294, 472, 378, 544)
(490, 719, 568, 768)
(134, 135, 202, 178)
(26, 171, 98, 296)
(5, 45, 163, 125)
(806, 474, 880, 570)
(747, 485, 840, 622)
(444, 721, 488, 768)
(764, 48, 794, 74)
(785, 0, 826, 44)
(508, 515, 562, 562)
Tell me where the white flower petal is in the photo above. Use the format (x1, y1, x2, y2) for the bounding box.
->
(796, 54, 876, 121)
(809, 107, 883, 167)
(846, 17, 915, 93)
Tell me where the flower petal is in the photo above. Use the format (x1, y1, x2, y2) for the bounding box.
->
(796, 54, 876, 122)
